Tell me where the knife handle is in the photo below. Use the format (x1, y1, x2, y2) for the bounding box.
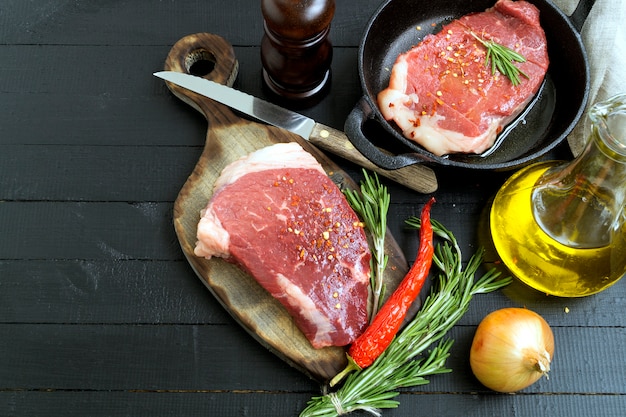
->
(309, 124, 438, 193)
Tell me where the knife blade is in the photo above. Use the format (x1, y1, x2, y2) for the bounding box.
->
(153, 71, 437, 193)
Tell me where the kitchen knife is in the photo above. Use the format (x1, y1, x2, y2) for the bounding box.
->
(154, 71, 437, 193)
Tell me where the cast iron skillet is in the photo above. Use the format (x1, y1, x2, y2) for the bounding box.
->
(345, 0, 595, 170)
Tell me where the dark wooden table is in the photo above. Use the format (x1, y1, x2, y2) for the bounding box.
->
(1, 1, 624, 416)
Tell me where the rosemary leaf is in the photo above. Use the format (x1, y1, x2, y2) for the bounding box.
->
(470, 31, 529, 86)
(343, 170, 390, 320)
(299, 220, 512, 417)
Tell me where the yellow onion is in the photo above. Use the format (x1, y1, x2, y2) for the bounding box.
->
(469, 307, 554, 393)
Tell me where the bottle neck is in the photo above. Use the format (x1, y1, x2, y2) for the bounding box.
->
(531, 94, 626, 248)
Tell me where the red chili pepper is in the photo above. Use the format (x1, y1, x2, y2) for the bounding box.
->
(347, 197, 435, 369)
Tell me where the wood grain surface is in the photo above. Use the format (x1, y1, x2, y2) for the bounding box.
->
(1, 1, 624, 416)
(162, 33, 410, 382)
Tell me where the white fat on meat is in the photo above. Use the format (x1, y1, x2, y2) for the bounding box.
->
(213, 142, 325, 192)
(275, 273, 333, 347)
(194, 207, 230, 259)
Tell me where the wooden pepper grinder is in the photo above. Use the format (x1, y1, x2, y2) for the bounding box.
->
(261, 0, 335, 101)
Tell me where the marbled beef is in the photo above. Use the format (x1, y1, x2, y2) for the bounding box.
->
(378, 0, 549, 156)
(194, 143, 370, 349)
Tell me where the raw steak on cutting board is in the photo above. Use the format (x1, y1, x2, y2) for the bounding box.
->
(194, 142, 370, 349)
(378, 0, 549, 156)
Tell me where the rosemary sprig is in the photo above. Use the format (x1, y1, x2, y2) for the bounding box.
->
(343, 170, 390, 320)
(299, 219, 511, 417)
(470, 32, 528, 86)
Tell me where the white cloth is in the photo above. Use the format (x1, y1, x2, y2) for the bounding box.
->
(551, 0, 626, 155)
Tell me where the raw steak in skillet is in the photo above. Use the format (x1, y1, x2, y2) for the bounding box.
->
(378, 0, 549, 156)
(194, 142, 370, 349)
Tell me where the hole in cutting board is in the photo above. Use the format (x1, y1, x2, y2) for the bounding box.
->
(186, 49, 216, 76)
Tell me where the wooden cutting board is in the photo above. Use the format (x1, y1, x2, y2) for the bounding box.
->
(162, 33, 411, 382)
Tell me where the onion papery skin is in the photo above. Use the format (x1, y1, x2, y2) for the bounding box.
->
(469, 308, 555, 393)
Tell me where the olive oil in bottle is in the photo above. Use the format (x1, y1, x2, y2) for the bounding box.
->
(490, 162, 626, 297)
(490, 94, 626, 297)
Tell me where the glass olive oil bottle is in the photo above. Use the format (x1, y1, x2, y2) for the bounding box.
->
(490, 94, 626, 297)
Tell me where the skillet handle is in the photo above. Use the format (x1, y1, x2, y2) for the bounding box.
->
(344, 97, 432, 170)
(569, 0, 596, 32)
